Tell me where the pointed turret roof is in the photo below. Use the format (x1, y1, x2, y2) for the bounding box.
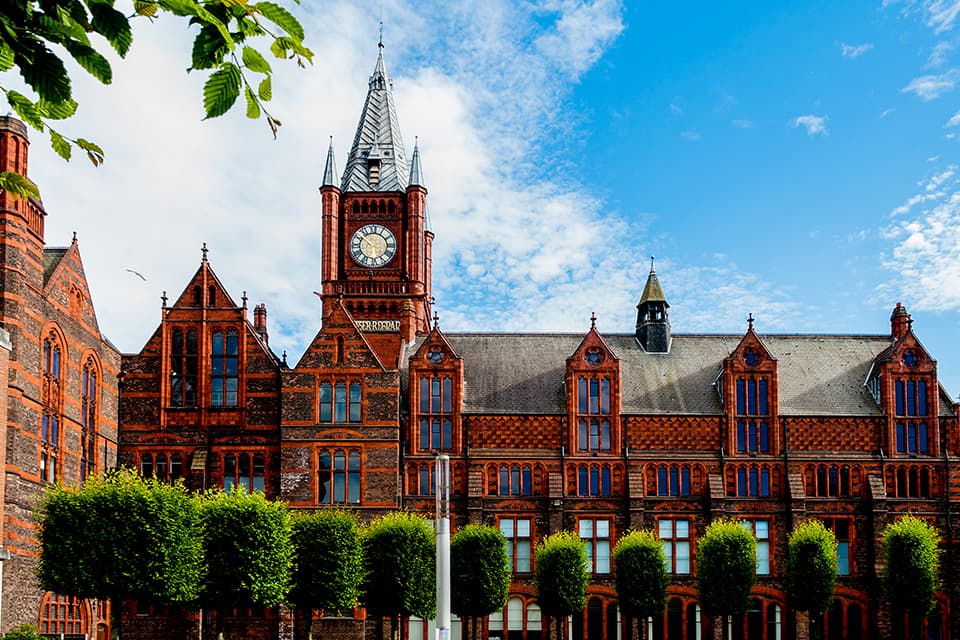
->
(409, 138, 424, 187)
(321, 137, 338, 187)
(638, 258, 668, 305)
(341, 45, 409, 192)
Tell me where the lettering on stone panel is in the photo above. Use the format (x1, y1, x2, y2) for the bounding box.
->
(356, 319, 400, 332)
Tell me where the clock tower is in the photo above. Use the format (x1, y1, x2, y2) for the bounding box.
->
(319, 44, 433, 363)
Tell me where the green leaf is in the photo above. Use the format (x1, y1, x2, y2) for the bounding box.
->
(48, 130, 72, 161)
(241, 46, 271, 74)
(6, 91, 45, 130)
(0, 40, 14, 71)
(0, 171, 40, 200)
(133, 1, 159, 17)
(62, 41, 113, 84)
(202, 63, 242, 119)
(245, 86, 260, 119)
(191, 25, 228, 70)
(257, 76, 272, 101)
(256, 2, 305, 40)
(90, 4, 133, 57)
(76, 138, 104, 166)
(21, 43, 73, 103)
(40, 11, 91, 46)
(156, 0, 200, 17)
(38, 98, 79, 120)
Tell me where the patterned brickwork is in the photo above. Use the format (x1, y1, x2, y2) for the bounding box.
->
(626, 415, 721, 450)
(468, 415, 562, 448)
(786, 416, 879, 452)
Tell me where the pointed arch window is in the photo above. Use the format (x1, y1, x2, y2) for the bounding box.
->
(418, 375, 453, 451)
(40, 332, 63, 483)
(735, 377, 770, 453)
(576, 375, 611, 451)
(170, 329, 197, 407)
(894, 379, 929, 454)
(211, 330, 239, 407)
(81, 357, 99, 481)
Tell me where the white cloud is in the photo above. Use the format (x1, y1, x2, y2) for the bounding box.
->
(925, 0, 960, 33)
(926, 41, 954, 67)
(946, 110, 960, 126)
(880, 108, 896, 118)
(791, 115, 829, 136)
(840, 42, 874, 58)
(901, 68, 960, 100)
(882, 166, 960, 310)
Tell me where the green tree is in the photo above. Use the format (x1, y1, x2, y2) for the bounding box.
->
(2, 624, 42, 640)
(451, 524, 511, 640)
(696, 519, 756, 639)
(612, 529, 669, 640)
(882, 515, 941, 630)
(362, 512, 436, 640)
(787, 520, 837, 625)
(0, 0, 313, 197)
(289, 509, 363, 640)
(199, 488, 294, 640)
(534, 531, 589, 640)
(37, 470, 203, 638)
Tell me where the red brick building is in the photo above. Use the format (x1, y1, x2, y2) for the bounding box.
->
(2, 45, 960, 640)
(0, 116, 119, 638)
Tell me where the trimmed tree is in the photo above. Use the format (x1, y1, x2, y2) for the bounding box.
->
(534, 531, 589, 640)
(199, 488, 294, 640)
(451, 524, 511, 640)
(290, 509, 364, 640)
(696, 519, 756, 639)
(882, 514, 941, 635)
(37, 470, 203, 639)
(363, 512, 436, 640)
(612, 530, 669, 640)
(787, 519, 837, 637)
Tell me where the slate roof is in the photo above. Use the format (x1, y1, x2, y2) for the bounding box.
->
(341, 48, 409, 192)
(404, 333, 953, 417)
(43, 247, 68, 285)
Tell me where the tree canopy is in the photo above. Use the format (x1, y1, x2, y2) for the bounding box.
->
(0, 0, 312, 197)
(451, 524, 511, 640)
(534, 531, 588, 640)
(695, 519, 757, 617)
(362, 511, 436, 634)
(290, 509, 363, 640)
(882, 515, 941, 615)
(786, 520, 837, 615)
(612, 529, 669, 621)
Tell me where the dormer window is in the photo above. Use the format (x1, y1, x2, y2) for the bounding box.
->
(368, 159, 380, 186)
(577, 376, 611, 451)
(736, 377, 769, 453)
(894, 379, 928, 454)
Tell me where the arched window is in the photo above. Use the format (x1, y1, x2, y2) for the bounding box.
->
(40, 593, 88, 636)
(576, 376, 611, 451)
(735, 377, 770, 452)
(211, 330, 239, 407)
(81, 357, 99, 481)
(170, 329, 197, 407)
(418, 376, 453, 451)
(40, 331, 64, 483)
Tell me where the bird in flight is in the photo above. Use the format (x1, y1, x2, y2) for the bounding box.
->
(126, 268, 147, 281)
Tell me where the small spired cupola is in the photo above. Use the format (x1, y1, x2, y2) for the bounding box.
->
(636, 257, 671, 353)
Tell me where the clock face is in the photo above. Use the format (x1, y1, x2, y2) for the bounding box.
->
(350, 224, 397, 267)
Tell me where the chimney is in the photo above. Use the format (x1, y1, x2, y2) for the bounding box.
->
(254, 304, 268, 344)
(890, 303, 911, 341)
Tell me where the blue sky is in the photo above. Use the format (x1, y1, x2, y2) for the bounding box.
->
(14, 1, 960, 397)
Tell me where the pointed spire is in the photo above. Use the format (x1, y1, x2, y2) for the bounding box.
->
(409, 137, 424, 187)
(322, 137, 338, 187)
(341, 46, 409, 192)
(638, 256, 668, 305)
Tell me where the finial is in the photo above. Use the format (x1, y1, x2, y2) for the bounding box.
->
(201, 242, 208, 262)
(433, 311, 439, 330)
(242, 291, 248, 309)
(72, 231, 77, 244)
(650, 256, 655, 272)
(591, 311, 597, 328)
(747, 313, 754, 330)
(378, 3, 384, 49)
(282, 350, 288, 366)
(161, 291, 168, 308)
